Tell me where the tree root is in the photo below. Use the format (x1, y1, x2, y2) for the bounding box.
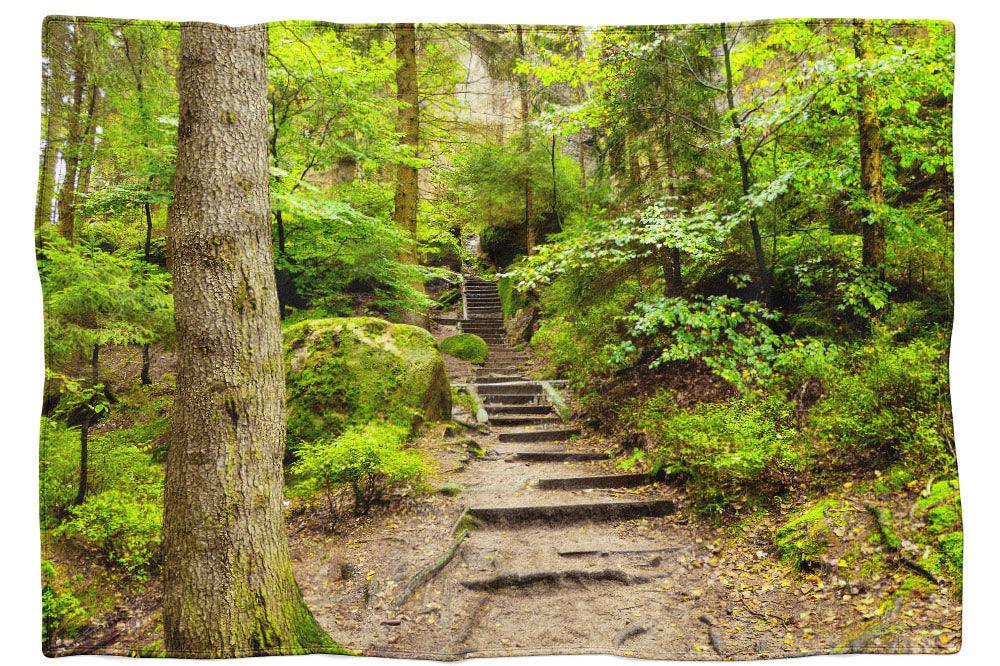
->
(614, 622, 648, 646)
(865, 503, 940, 585)
(461, 568, 651, 591)
(452, 595, 488, 648)
(699, 614, 727, 657)
(394, 529, 469, 609)
(558, 546, 680, 558)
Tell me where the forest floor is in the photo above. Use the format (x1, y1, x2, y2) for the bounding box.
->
(46, 319, 961, 659)
(288, 315, 962, 660)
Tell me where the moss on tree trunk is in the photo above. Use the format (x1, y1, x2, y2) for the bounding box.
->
(162, 22, 344, 657)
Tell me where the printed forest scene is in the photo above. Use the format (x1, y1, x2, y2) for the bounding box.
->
(36, 16, 958, 659)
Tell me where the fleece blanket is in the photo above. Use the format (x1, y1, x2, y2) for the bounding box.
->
(37, 17, 958, 659)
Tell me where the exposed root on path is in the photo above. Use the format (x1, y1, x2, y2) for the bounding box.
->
(395, 529, 469, 608)
(461, 568, 652, 592)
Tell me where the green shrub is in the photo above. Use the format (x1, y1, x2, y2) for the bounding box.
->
(633, 392, 802, 513)
(291, 423, 429, 514)
(57, 490, 162, 576)
(39, 418, 81, 525)
(607, 296, 784, 394)
(497, 275, 529, 321)
(440, 333, 489, 364)
(451, 385, 478, 415)
(808, 331, 952, 467)
(42, 559, 87, 649)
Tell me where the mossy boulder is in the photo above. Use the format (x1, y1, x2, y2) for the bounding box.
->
(284, 317, 451, 450)
(439, 334, 489, 365)
(775, 498, 849, 570)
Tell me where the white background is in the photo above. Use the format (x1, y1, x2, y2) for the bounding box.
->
(1, 1, 995, 664)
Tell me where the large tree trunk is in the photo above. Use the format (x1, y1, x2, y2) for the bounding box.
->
(393, 23, 420, 263)
(163, 23, 334, 658)
(720, 23, 771, 305)
(516, 25, 535, 255)
(392, 23, 426, 322)
(56, 20, 88, 242)
(853, 19, 887, 275)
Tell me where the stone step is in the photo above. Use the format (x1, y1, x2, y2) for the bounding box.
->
(482, 394, 540, 406)
(475, 382, 544, 395)
(476, 369, 522, 377)
(498, 427, 580, 443)
(468, 499, 675, 528)
(489, 414, 563, 426)
(476, 375, 527, 384)
(512, 450, 607, 462)
(487, 405, 553, 415)
(536, 473, 651, 491)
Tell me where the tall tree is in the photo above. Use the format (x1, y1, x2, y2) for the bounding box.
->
(515, 25, 536, 254)
(37, 19, 70, 237)
(853, 19, 887, 274)
(719, 22, 771, 305)
(56, 19, 90, 242)
(163, 22, 333, 657)
(393, 23, 420, 266)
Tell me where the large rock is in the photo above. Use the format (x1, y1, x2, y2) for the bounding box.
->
(507, 306, 539, 344)
(284, 317, 451, 448)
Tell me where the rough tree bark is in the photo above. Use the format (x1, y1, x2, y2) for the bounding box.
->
(392, 23, 426, 322)
(393, 23, 420, 264)
(853, 19, 887, 275)
(720, 22, 771, 305)
(516, 25, 536, 254)
(57, 19, 88, 242)
(163, 22, 335, 658)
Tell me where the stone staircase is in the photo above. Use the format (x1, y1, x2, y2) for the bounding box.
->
(457, 276, 672, 527)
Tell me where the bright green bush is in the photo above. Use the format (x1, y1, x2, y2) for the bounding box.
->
(440, 333, 489, 364)
(39, 418, 82, 524)
(633, 392, 803, 513)
(607, 296, 785, 394)
(42, 559, 87, 649)
(57, 490, 162, 576)
(808, 330, 952, 467)
(291, 423, 430, 514)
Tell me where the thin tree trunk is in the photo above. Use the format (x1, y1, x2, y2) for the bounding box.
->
(661, 96, 683, 297)
(720, 22, 771, 305)
(853, 19, 887, 275)
(75, 82, 100, 199)
(140, 343, 151, 385)
(74, 418, 89, 506)
(163, 22, 333, 657)
(144, 202, 154, 260)
(550, 134, 560, 228)
(57, 20, 88, 242)
(91, 343, 99, 384)
(37, 20, 69, 238)
(516, 25, 535, 255)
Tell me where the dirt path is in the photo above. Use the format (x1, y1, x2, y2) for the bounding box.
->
(290, 277, 960, 660)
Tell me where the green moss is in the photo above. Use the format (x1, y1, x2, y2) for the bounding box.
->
(498, 276, 529, 321)
(439, 334, 489, 365)
(284, 317, 451, 454)
(775, 498, 848, 570)
(290, 593, 354, 655)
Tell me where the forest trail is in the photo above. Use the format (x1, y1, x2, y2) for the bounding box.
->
(288, 275, 956, 660)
